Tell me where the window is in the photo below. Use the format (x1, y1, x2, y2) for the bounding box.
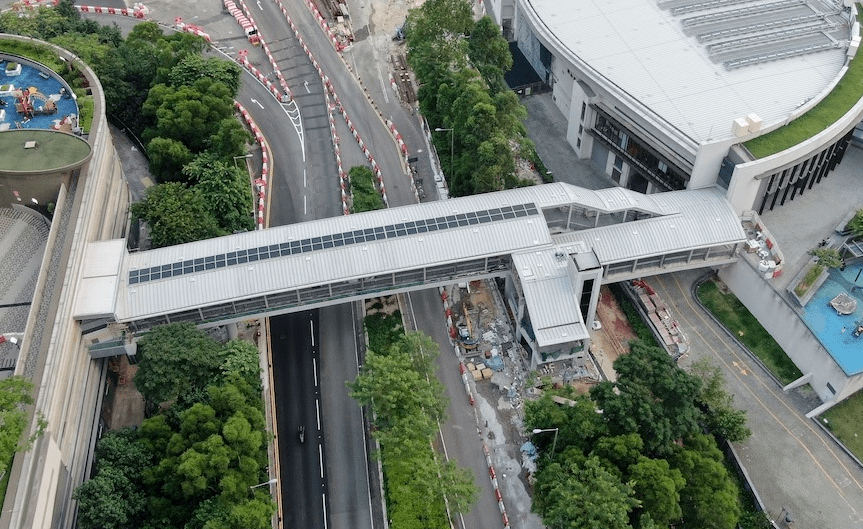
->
(539, 42, 552, 68)
(580, 102, 586, 121)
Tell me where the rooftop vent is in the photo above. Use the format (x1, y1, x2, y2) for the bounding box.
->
(23, 141, 37, 149)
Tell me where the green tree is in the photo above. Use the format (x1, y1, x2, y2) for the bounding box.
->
(207, 118, 252, 161)
(142, 79, 234, 153)
(131, 182, 224, 247)
(0, 376, 46, 477)
(147, 137, 195, 181)
(73, 466, 145, 529)
(349, 165, 384, 213)
(847, 209, 863, 237)
(467, 16, 513, 93)
(220, 339, 262, 390)
(533, 455, 638, 529)
(809, 247, 843, 269)
(133, 322, 224, 408)
(628, 456, 685, 526)
(183, 152, 254, 234)
(524, 393, 607, 457)
(671, 434, 740, 529)
(168, 54, 243, 98)
(139, 374, 273, 526)
(590, 340, 701, 457)
(73, 429, 152, 529)
(404, 0, 473, 85)
(688, 358, 751, 442)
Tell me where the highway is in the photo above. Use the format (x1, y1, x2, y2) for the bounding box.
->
(82, 2, 465, 528)
(270, 311, 326, 529)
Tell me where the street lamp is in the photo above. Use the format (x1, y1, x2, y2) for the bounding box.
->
(434, 127, 454, 180)
(233, 153, 254, 170)
(250, 477, 278, 490)
(532, 427, 559, 461)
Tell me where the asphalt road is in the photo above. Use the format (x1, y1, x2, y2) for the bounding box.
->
(318, 302, 376, 529)
(649, 270, 863, 529)
(270, 311, 328, 529)
(402, 289, 504, 529)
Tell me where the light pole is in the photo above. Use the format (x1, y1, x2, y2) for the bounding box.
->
(532, 427, 559, 460)
(434, 127, 454, 179)
(233, 153, 254, 170)
(250, 477, 278, 490)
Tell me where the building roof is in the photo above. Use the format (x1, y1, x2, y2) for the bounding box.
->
(0, 129, 90, 175)
(525, 0, 851, 144)
(511, 250, 590, 347)
(552, 187, 745, 263)
(112, 192, 554, 322)
(74, 183, 746, 326)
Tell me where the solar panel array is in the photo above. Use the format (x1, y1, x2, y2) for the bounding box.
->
(128, 203, 540, 285)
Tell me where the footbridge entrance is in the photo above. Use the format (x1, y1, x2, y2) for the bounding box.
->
(74, 183, 744, 362)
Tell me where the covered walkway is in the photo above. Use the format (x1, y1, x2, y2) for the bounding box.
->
(73, 183, 745, 340)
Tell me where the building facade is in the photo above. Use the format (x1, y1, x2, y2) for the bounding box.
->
(490, 0, 863, 215)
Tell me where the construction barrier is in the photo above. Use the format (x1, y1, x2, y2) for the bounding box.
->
(235, 101, 269, 230)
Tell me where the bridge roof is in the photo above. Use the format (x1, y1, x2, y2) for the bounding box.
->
(552, 187, 744, 263)
(74, 183, 745, 327)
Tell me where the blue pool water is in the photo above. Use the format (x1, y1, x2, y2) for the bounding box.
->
(0, 60, 78, 130)
(801, 259, 863, 375)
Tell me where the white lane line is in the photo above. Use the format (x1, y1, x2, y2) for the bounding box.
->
(316, 399, 321, 431)
(304, 168, 307, 187)
(322, 493, 328, 529)
(310, 319, 315, 346)
(304, 195, 307, 215)
(313, 357, 319, 387)
(319, 444, 325, 478)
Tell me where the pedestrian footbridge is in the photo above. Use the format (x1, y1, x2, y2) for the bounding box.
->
(74, 182, 744, 362)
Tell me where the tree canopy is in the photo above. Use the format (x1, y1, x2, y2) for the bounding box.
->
(525, 339, 750, 529)
(349, 329, 478, 526)
(131, 182, 225, 248)
(76, 323, 273, 529)
(348, 165, 384, 213)
(0, 376, 46, 478)
(405, 0, 539, 195)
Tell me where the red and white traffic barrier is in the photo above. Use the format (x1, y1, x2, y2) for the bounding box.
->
(72, 2, 148, 18)
(224, 0, 259, 44)
(274, 2, 388, 208)
(230, 0, 293, 101)
(174, 17, 212, 42)
(235, 101, 269, 230)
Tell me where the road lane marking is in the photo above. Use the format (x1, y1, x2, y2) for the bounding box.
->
(322, 493, 328, 529)
(659, 274, 863, 506)
(313, 357, 318, 387)
(310, 319, 315, 346)
(249, 98, 264, 110)
(316, 398, 321, 431)
(319, 444, 325, 478)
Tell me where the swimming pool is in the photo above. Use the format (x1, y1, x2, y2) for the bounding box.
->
(801, 259, 863, 375)
(0, 60, 78, 131)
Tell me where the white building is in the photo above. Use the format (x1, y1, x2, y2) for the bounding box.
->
(488, 0, 863, 215)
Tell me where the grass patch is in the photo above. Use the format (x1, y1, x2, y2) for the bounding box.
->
(697, 280, 802, 384)
(821, 392, 863, 461)
(608, 283, 659, 346)
(743, 12, 863, 159)
(794, 263, 824, 298)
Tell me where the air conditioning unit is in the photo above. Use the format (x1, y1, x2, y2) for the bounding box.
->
(732, 117, 749, 137)
(747, 113, 762, 133)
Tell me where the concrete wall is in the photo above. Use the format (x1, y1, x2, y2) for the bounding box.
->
(726, 69, 863, 214)
(718, 258, 863, 406)
(0, 35, 128, 529)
